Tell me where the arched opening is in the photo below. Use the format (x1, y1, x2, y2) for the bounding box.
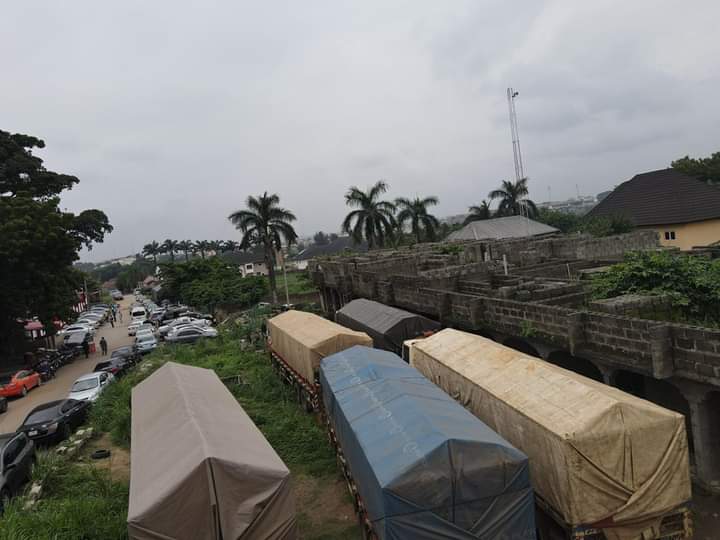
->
(502, 337, 541, 358)
(701, 391, 720, 479)
(614, 371, 695, 459)
(545, 351, 603, 382)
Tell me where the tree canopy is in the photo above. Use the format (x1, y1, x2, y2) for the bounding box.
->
(489, 178, 537, 217)
(342, 180, 396, 249)
(671, 151, 720, 184)
(0, 129, 112, 358)
(395, 196, 440, 243)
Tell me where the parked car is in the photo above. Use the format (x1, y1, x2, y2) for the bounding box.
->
(135, 328, 155, 340)
(111, 290, 124, 300)
(93, 358, 129, 377)
(135, 334, 158, 354)
(18, 399, 91, 445)
(0, 432, 35, 512)
(165, 326, 218, 344)
(0, 371, 41, 398)
(57, 323, 95, 337)
(158, 317, 210, 337)
(111, 346, 140, 364)
(131, 306, 147, 320)
(128, 319, 154, 336)
(68, 372, 114, 402)
(0, 397, 7, 414)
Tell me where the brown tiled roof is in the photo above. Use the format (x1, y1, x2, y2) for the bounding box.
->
(587, 168, 720, 226)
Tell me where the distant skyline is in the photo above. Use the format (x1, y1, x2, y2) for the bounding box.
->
(3, 1, 719, 262)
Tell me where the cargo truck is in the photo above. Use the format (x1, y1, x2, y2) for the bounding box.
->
(266, 310, 372, 411)
(320, 345, 537, 540)
(408, 328, 692, 540)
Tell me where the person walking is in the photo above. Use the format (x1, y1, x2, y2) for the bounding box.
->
(109, 316, 114, 328)
(82, 340, 90, 359)
(118, 309, 123, 323)
(100, 336, 108, 356)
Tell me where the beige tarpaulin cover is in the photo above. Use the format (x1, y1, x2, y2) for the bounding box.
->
(128, 362, 297, 540)
(409, 329, 691, 540)
(267, 310, 372, 384)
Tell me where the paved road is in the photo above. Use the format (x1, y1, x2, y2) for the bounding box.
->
(0, 296, 136, 434)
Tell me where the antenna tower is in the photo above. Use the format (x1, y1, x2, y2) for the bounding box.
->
(507, 87, 525, 182)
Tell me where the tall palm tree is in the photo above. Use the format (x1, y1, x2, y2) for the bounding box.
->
(464, 200, 492, 224)
(228, 192, 298, 303)
(209, 240, 224, 256)
(395, 196, 440, 243)
(194, 240, 209, 259)
(142, 241, 161, 266)
(161, 239, 179, 263)
(223, 240, 239, 253)
(342, 180, 396, 249)
(488, 178, 537, 217)
(177, 240, 193, 262)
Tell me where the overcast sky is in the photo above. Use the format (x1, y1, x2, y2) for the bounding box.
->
(4, 1, 719, 262)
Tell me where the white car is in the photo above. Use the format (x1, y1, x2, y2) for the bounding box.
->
(57, 324, 95, 337)
(135, 328, 155, 340)
(128, 320, 153, 336)
(165, 326, 218, 344)
(75, 318, 101, 330)
(68, 372, 114, 402)
(135, 334, 158, 354)
(158, 318, 210, 337)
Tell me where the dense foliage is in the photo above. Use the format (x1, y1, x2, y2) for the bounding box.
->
(535, 208, 634, 237)
(115, 259, 155, 292)
(158, 257, 267, 313)
(0, 130, 112, 357)
(592, 251, 720, 325)
(342, 180, 397, 249)
(672, 151, 720, 184)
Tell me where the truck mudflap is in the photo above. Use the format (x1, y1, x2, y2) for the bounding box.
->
(322, 409, 377, 540)
(535, 495, 692, 540)
(268, 345, 319, 412)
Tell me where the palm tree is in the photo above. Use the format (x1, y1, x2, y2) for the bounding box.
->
(395, 196, 440, 243)
(464, 200, 492, 224)
(223, 240, 239, 253)
(194, 240, 209, 259)
(161, 239, 179, 263)
(142, 241, 161, 266)
(488, 178, 537, 217)
(208, 240, 224, 256)
(342, 180, 396, 249)
(228, 192, 298, 303)
(177, 240, 193, 262)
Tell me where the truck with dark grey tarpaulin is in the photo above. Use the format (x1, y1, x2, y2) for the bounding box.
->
(319, 345, 536, 540)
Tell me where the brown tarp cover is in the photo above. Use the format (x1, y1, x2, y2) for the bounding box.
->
(128, 362, 297, 540)
(267, 310, 372, 384)
(409, 329, 691, 540)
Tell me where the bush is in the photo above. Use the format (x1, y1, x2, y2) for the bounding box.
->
(592, 250, 720, 325)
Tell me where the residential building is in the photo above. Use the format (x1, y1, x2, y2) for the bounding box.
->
(587, 168, 720, 250)
(290, 236, 368, 270)
(223, 247, 269, 277)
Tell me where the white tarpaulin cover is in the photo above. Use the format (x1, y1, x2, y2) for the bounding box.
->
(267, 310, 372, 384)
(409, 329, 691, 540)
(128, 362, 297, 540)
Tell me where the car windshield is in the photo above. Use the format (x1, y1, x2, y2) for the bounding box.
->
(71, 378, 98, 392)
(137, 335, 155, 342)
(25, 407, 59, 424)
(94, 363, 110, 370)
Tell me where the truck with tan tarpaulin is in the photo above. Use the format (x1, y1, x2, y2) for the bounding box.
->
(408, 328, 692, 540)
(266, 310, 372, 411)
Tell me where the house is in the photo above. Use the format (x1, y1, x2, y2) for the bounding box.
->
(290, 236, 368, 270)
(143, 275, 160, 288)
(446, 215, 559, 241)
(587, 168, 720, 250)
(223, 247, 269, 277)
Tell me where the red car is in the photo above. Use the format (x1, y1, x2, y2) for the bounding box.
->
(0, 370, 41, 398)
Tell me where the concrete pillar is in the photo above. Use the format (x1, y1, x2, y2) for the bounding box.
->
(649, 324, 674, 379)
(567, 312, 586, 355)
(686, 391, 720, 490)
(598, 365, 615, 386)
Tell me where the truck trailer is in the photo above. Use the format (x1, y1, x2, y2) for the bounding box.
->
(266, 310, 372, 411)
(409, 328, 692, 540)
(320, 345, 537, 540)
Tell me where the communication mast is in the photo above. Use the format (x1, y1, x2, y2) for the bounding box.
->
(507, 87, 525, 182)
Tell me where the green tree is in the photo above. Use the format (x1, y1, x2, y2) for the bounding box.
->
(194, 240, 210, 259)
(341, 180, 396, 249)
(313, 231, 330, 245)
(535, 208, 582, 233)
(577, 215, 634, 237)
(161, 239, 179, 263)
(671, 151, 720, 184)
(464, 200, 492, 224)
(177, 240, 193, 262)
(142, 241, 161, 266)
(228, 192, 298, 303)
(489, 178, 537, 217)
(395, 196, 440, 243)
(223, 240, 239, 253)
(0, 130, 112, 358)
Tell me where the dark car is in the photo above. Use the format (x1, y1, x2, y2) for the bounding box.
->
(0, 397, 6, 414)
(0, 432, 35, 512)
(17, 399, 90, 446)
(93, 357, 129, 376)
(111, 346, 139, 364)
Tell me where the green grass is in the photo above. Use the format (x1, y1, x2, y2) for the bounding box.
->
(273, 271, 318, 296)
(0, 453, 129, 540)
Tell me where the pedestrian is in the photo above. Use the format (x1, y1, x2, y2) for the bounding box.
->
(100, 336, 108, 355)
(110, 316, 114, 328)
(118, 309, 123, 323)
(82, 340, 90, 359)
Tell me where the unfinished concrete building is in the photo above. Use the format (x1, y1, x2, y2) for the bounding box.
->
(309, 230, 720, 492)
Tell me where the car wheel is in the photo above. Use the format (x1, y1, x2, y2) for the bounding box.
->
(21, 386, 27, 397)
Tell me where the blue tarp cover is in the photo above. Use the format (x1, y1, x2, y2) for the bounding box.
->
(320, 346, 536, 540)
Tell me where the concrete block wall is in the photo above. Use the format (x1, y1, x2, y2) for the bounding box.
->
(584, 312, 654, 371)
(671, 325, 720, 383)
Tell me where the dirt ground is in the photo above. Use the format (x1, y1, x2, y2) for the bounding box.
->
(691, 485, 720, 540)
(293, 473, 361, 539)
(79, 432, 131, 483)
